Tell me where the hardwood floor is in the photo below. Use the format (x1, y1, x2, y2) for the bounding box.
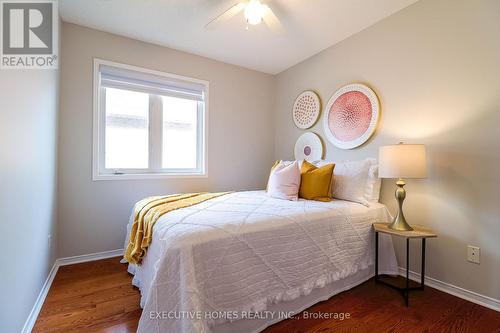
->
(33, 257, 141, 333)
(33, 257, 500, 333)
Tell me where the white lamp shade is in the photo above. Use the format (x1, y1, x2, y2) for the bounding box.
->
(378, 144, 427, 179)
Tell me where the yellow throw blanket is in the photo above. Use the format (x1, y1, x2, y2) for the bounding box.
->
(124, 192, 230, 265)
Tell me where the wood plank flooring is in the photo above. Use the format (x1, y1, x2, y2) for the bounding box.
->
(33, 257, 500, 333)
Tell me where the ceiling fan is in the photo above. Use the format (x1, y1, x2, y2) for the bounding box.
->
(205, 0, 284, 33)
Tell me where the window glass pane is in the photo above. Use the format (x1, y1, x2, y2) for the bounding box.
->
(162, 96, 198, 169)
(105, 88, 149, 169)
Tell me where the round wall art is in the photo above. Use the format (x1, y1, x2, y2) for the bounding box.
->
(294, 132, 323, 161)
(323, 83, 380, 149)
(292, 90, 321, 129)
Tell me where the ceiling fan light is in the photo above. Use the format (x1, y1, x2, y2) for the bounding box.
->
(244, 0, 264, 25)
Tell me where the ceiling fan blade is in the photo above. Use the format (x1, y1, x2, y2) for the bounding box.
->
(262, 4, 285, 34)
(205, 2, 246, 30)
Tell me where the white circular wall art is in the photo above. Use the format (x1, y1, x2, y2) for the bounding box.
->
(323, 83, 380, 150)
(292, 90, 321, 129)
(294, 132, 323, 161)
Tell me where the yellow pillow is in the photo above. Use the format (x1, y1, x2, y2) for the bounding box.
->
(299, 160, 335, 202)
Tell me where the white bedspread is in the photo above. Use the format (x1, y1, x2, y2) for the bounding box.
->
(124, 191, 398, 333)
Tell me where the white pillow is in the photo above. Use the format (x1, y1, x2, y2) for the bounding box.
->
(365, 159, 382, 204)
(315, 158, 379, 206)
(267, 160, 301, 201)
(330, 159, 372, 205)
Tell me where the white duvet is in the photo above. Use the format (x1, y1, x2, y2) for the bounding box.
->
(124, 191, 398, 333)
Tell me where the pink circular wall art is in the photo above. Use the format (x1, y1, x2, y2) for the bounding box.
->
(323, 84, 380, 149)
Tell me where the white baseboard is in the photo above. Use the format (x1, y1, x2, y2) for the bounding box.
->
(21, 263, 59, 333)
(398, 267, 499, 312)
(21, 249, 124, 333)
(56, 248, 124, 266)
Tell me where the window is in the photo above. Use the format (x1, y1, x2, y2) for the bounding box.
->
(93, 59, 208, 180)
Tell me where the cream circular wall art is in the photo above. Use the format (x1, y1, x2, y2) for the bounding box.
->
(294, 132, 323, 161)
(292, 90, 321, 129)
(323, 83, 380, 149)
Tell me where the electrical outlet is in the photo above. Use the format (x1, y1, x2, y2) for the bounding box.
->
(48, 234, 52, 250)
(467, 245, 480, 264)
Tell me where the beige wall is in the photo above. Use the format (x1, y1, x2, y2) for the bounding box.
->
(0, 71, 59, 331)
(274, 0, 500, 300)
(58, 23, 275, 257)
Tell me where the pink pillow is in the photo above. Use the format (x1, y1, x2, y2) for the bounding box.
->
(267, 161, 301, 201)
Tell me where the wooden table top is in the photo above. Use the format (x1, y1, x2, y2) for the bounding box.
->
(373, 223, 437, 238)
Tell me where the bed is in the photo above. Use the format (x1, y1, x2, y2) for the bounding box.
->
(123, 190, 398, 333)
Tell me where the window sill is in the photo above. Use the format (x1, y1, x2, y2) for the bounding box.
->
(92, 172, 208, 181)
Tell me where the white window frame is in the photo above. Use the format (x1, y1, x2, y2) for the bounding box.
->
(92, 58, 209, 181)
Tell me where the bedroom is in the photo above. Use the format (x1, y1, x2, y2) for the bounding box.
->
(0, 0, 499, 332)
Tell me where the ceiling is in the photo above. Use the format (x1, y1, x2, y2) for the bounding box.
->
(59, 0, 419, 74)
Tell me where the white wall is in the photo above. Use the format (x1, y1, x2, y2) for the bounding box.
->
(58, 23, 275, 257)
(0, 70, 59, 331)
(274, 0, 500, 300)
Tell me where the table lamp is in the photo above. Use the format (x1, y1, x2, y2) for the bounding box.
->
(378, 143, 427, 231)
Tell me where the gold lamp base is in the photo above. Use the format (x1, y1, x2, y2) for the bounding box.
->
(388, 179, 414, 231)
